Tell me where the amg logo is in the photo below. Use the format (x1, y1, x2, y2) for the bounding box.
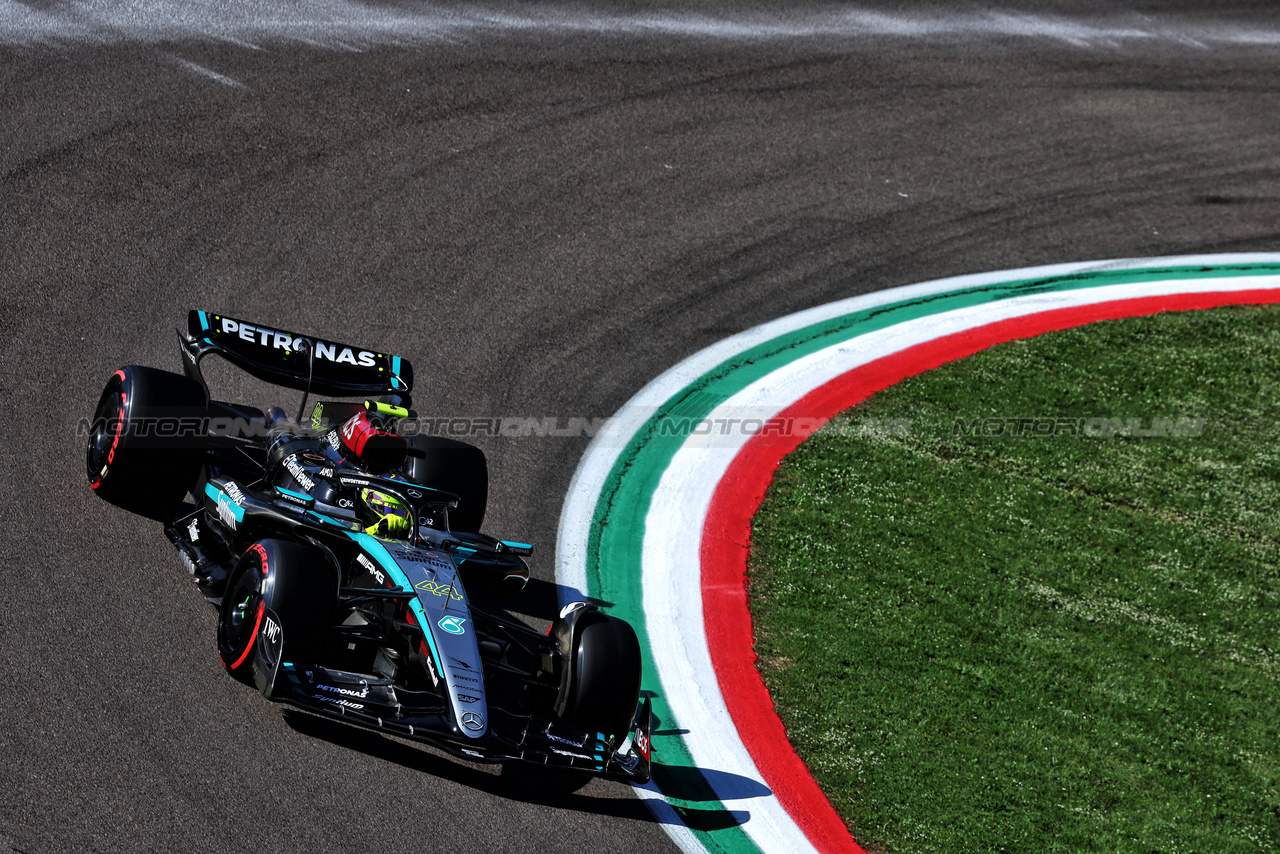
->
(356, 554, 386, 586)
(218, 319, 379, 367)
(283, 454, 315, 490)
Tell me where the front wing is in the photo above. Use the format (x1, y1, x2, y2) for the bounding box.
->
(247, 622, 652, 782)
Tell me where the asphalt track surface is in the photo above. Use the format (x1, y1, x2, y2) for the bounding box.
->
(4, 3, 1280, 852)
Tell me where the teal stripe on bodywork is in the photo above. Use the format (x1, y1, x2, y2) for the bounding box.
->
(203, 482, 244, 523)
(346, 532, 444, 670)
(306, 510, 350, 529)
(584, 263, 1280, 854)
(274, 486, 311, 501)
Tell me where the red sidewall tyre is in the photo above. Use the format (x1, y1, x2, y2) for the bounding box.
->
(86, 365, 206, 520)
(217, 540, 336, 683)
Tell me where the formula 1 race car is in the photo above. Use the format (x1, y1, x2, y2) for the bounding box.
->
(85, 311, 651, 783)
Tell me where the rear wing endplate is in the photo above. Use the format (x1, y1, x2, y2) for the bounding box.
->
(182, 310, 413, 398)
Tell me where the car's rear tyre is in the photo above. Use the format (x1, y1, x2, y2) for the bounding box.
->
(560, 612, 643, 739)
(217, 539, 336, 684)
(402, 435, 488, 532)
(86, 365, 206, 520)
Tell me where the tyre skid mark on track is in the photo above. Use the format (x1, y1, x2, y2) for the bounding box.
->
(7, 4, 1280, 51)
(168, 55, 248, 89)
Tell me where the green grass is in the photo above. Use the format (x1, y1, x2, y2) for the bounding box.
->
(748, 305, 1280, 854)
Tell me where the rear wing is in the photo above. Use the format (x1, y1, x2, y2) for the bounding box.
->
(182, 310, 413, 398)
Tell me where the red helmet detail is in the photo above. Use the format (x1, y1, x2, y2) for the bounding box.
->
(338, 411, 408, 472)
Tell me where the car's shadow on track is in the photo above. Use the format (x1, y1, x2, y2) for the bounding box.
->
(277, 568, 755, 828)
(463, 586, 760, 830)
(282, 709, 752, 829)
(281, 709, 650, 819)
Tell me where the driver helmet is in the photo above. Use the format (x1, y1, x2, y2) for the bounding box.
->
(360, 488, 411, 539)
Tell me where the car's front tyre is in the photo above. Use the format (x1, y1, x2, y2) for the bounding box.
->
(556, 610, 643, 740)
(217, 539, 336, 684)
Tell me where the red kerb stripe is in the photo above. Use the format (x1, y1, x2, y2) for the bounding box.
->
(700, 290, 1280, 853)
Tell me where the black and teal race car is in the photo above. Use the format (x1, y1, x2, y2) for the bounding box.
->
(85, 311, 651, 782)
